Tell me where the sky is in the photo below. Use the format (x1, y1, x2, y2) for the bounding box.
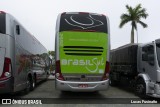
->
(0, 0, 160, 51)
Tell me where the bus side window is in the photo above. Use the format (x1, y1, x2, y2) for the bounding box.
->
(16, 25, 20, 35)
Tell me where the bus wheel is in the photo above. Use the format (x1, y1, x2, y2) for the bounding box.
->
(25, 76, 31, 93)
(26, 75, 35, 91)
(30, 75, 36, 91)
(135, 78, 146, 98)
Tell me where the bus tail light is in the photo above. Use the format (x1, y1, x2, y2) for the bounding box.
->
(0, 57, 12, 81)
(62, 12, 66, 15)
(0, 11, 5, 14)
(101, 61, 110, 80)
(56, 60, 64, 81)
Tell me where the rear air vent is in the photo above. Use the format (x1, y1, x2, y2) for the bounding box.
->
(63, 46, 103, 56)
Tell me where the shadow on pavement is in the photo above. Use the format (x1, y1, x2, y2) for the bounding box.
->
(59, 91, 105, 98)
(0, 80, 48, 98)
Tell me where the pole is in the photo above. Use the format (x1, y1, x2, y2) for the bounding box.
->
(136, 23, 138, 43)
(136, 29, 138, 43)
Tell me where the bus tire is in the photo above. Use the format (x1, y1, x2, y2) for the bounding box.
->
(27, 75, 35, 91)
(25, 76, 31, 93)
(135, 78, 147, 98)
(30, 75, 36, 91)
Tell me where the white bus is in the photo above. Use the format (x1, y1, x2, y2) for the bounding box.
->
(0, 11, 50, 94)
(55, 12, 110, 92)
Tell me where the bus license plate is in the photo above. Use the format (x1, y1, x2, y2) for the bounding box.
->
(78, 84, 88, 88)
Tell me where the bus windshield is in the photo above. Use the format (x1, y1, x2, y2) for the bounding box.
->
(60, 13, 108, 33)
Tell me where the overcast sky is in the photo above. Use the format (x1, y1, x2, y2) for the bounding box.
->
(0, 0, 159, 50)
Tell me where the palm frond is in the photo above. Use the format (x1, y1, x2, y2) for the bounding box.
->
(119, 18, 130, 28)
(134, 4, 142, 14)
(137, 21, 148, 28)
(138, 13, 148, 19)
(137, 9, 148, 19)
(120, 13, 130, 20)
(126, 5, 134, 16)
(126, 5, 130, 10)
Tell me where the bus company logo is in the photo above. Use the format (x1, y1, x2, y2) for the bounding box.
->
(1, 99, 42, 105)
(2, 99, 11, 104)
(61, 57, 104, 73)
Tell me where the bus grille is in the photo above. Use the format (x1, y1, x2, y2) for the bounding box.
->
(63, 46, 103, 56)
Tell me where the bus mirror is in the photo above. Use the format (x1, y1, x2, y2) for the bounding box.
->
(142, 54, 148, 61)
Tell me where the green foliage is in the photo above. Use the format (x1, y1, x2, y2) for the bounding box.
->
(119, 4, 148, 43)
(48, 51, 55, 57)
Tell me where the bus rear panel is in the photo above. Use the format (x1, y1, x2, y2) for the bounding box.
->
(55, 12, 110, 92)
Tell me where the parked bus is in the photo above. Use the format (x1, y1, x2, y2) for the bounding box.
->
(0, 11, 50, 94)
(55, 12, 110, 92)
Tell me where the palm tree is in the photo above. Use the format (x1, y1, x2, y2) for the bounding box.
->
(119, 4, 148, 43)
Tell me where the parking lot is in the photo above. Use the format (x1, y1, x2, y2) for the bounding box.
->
(1, 76, 142, 104)
(1, 76, 160, 107)
(22, 80, 138, 99)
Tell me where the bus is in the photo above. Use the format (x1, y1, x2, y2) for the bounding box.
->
(55, 12, 110, 92)
(0, 11, 50, 94)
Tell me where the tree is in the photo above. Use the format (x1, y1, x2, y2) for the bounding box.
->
(119, 4, 148, 43)
(48, 51, 55, 71)
(48, 51, 55, 58)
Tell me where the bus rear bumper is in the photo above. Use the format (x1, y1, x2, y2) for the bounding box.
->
(55, 79, 109, 92)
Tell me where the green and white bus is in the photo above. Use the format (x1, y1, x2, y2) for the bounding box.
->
(55, 12, 110, 92)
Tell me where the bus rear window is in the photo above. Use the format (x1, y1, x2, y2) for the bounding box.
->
(60, 13, 108, 33)
(0, 13, 6, 34)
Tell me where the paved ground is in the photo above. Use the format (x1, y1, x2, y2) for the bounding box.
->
(1, 77, 159, 106)
(21, 80, 138, 99)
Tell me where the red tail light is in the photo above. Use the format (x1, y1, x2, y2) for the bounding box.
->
(102, 14, 106, 16)
(62, 12, 66, 15)
(0, 11, 5, 14)
(0, 57, 12, 80)
(101, 61, 110, 80)
(56, 60, 64, 80)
